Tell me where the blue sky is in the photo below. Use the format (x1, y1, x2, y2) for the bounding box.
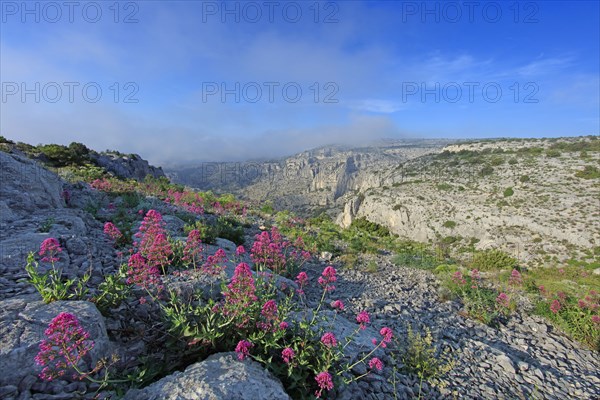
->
(1, 1, 598, 165)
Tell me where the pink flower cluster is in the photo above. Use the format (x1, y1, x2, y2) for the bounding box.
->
(372, 327, 393, 348)
(496, 292, 510, 309)
(577, 290, 599, 312)
(452, 271, 466, 286)
(257, 299, 281, 332)
(470, 269, 481, 289)
(379, 327, 393, 348)
(35, 312, 94, 381)
(202, 248, 227, 275)
(235, 340, 253, 361)
(103, 222, 122, 242)
(314, 371, 334, 398)
(182, 229, 203, 267)
(251, 228, 287, 272)
(356, 311, 370, 330)
(320, 332, 338, 348)
(331, 300, 344, 311)
(236, 245, 245, 256)
(550, 299, 561, 314)
(368, 357, 383, 371)
(134, 210, 173, 273)
(250, 227, 310, 274)
(295, 271, 309, 295)
(39, 238, 62, 263)
(126, 253, 161, 289)
(211, 201, 223, 215)
(165, 189, 205, 215)
(508, 269, 523, 286)
(90, 178, 113, 192)
(281, 347, 295, 364)
(318, 266, 337, 292)
(222, 263, 258, 328)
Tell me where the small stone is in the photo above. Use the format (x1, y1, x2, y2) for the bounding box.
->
(517, 361, 529, 371)
(495, 354, 516, 375)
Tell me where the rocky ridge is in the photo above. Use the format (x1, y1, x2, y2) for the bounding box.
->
(167, 139, 450, 214)
(170, 136, 600, 266)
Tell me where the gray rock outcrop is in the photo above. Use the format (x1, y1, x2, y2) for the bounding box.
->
(124, 352, 291, 400)
(0, 151, 64, 220)
(90, 152, 165, 181)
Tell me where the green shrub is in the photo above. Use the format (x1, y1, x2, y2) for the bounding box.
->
(37, 142, 91, 167)
(442, 220, 456, 229)
(471, 249, 517, 271)
(503, 187, 514, 197)
(490, 156, 504, 166)
(433, 264, 458, 274)
(519, 175, 530, 183)
(400, 325, 454, 381)
(436, 183, 452, 191)
(575, 165, 600, 179)
(93, 265, 131, 315)
(349, 217, 389, 237)
(497, 200, 509, 208)
(545, 149, 561, 158)
(365, 260, 378, 273)
(215, 216, 245, 245)
(480, 165, 494, 176)
(260, 201, 275, 214)
(184, 220, 217, 244)
(39, 217, 55, 233)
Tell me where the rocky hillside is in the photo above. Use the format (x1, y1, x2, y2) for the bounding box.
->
(1, 140, 598, 400)
(0, 136, 165, 182)
(167, 139, 451, 215)
(337, 136, 600, 266)
(172, 135, 599, 267)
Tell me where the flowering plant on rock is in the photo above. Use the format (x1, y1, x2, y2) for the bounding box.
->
(25, 238, 90, 303)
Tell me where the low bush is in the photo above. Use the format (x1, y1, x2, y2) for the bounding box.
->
(471, 249, 517, 271)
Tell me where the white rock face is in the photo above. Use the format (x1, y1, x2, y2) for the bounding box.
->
(124, 352, 291, 400)
(336, 138, 600, 265)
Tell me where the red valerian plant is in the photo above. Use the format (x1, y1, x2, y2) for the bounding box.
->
(496, 292, 511, 309)
(202, 248, 227, 276)
(250, 226, 311, 276)
(103, 222, 123, 243)
(26, 238, 90, 303)
(135, 210, 173, 274)
(356, 311, 370, 330)
(39, 238, 62, 263)
(221, 263, 258, 328)
(126, 253, 161, 290)
(182, 229, 203, 268)
(314, 371, 334, 398)
(235, 340, 253, 361)
(35, 312, 94, 381)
